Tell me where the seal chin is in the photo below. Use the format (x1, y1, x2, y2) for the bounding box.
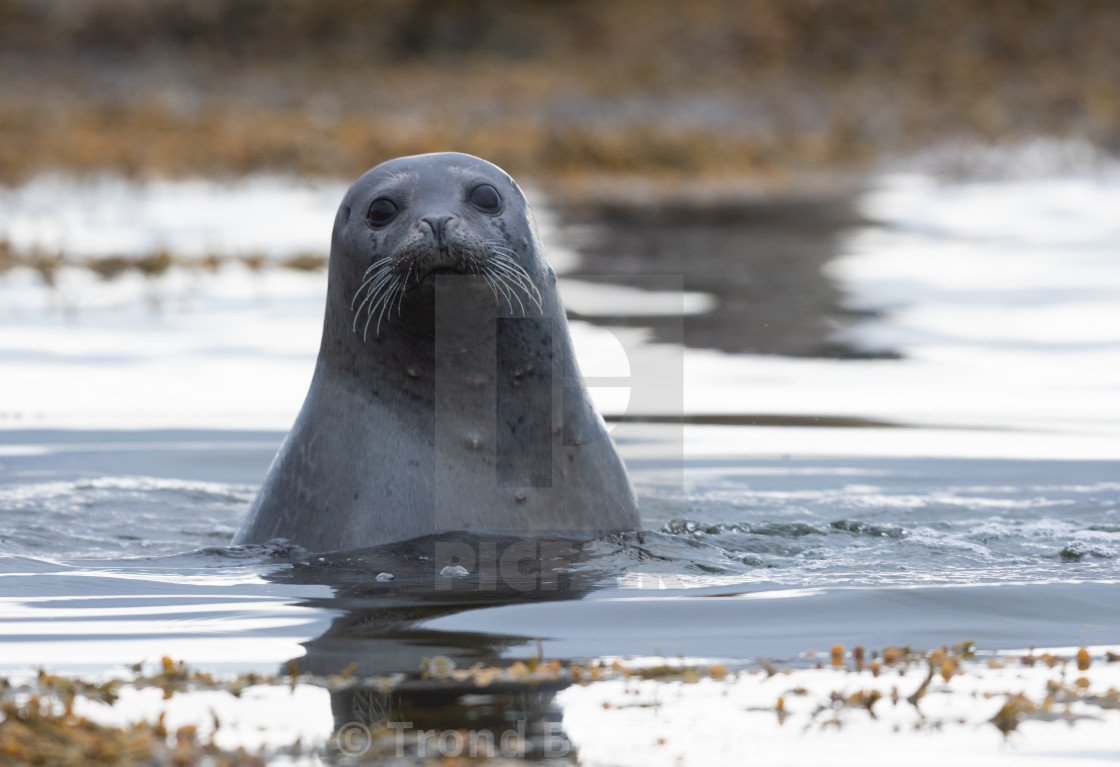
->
(418, 264, 469, 280)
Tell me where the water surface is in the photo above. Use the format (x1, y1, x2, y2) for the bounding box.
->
(1, 168, 1118, 763)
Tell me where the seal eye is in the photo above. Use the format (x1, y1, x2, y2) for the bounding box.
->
(468, 184, 502, 214)
(367, 198, 398, 227)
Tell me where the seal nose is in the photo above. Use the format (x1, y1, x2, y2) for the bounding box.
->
(421, 215, 455, 244)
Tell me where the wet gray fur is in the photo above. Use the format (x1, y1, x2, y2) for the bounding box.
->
(234, 153, 639, 552)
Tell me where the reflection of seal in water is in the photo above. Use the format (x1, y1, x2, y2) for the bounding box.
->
(234, 152, 639, 552)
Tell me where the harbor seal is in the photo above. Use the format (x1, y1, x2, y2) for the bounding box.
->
(234, 152, 639, 552)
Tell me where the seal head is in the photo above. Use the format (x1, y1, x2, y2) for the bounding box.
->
(234, 152, 639, 552)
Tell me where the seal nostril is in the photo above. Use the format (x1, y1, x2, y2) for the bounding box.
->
(421, 215, 455, 242)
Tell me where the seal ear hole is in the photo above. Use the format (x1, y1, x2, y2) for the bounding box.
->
(367, 198, 399, 228)
(342, 206, 351, 222)
(468, 183, 503, 214)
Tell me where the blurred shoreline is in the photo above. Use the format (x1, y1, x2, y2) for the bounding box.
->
(2, 0, 1119, 186)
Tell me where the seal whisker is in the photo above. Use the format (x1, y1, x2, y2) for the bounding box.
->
(488, 258, 541, 313)
(396, 264, 413, 315)
(487, 249, 543, 308)
(353, 262, 394, 302)
(351, 288, 368, 313)
(489, 256, 535, 293)
(351, 273, 377, 311)
(351, 276, 383, 319)
(488, 265, 529, 314)
(488, 247, 525, 264)
(489, 267, 526, 316)
(362, 303, 377, 342)
(361, 275, 402, 341)
(365, 266, 397, 294)
(482, 267, 516, 313)
(351, 269, 397, 332)
(479, 272, 501, 306)
(355, 264, 391, 298)
(484, 272, 515, 313)
(352, 301, 367, 333)
(352, 285, 380, 331)
(352, 262, 393, 305)
(374, 275, 405, 337)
